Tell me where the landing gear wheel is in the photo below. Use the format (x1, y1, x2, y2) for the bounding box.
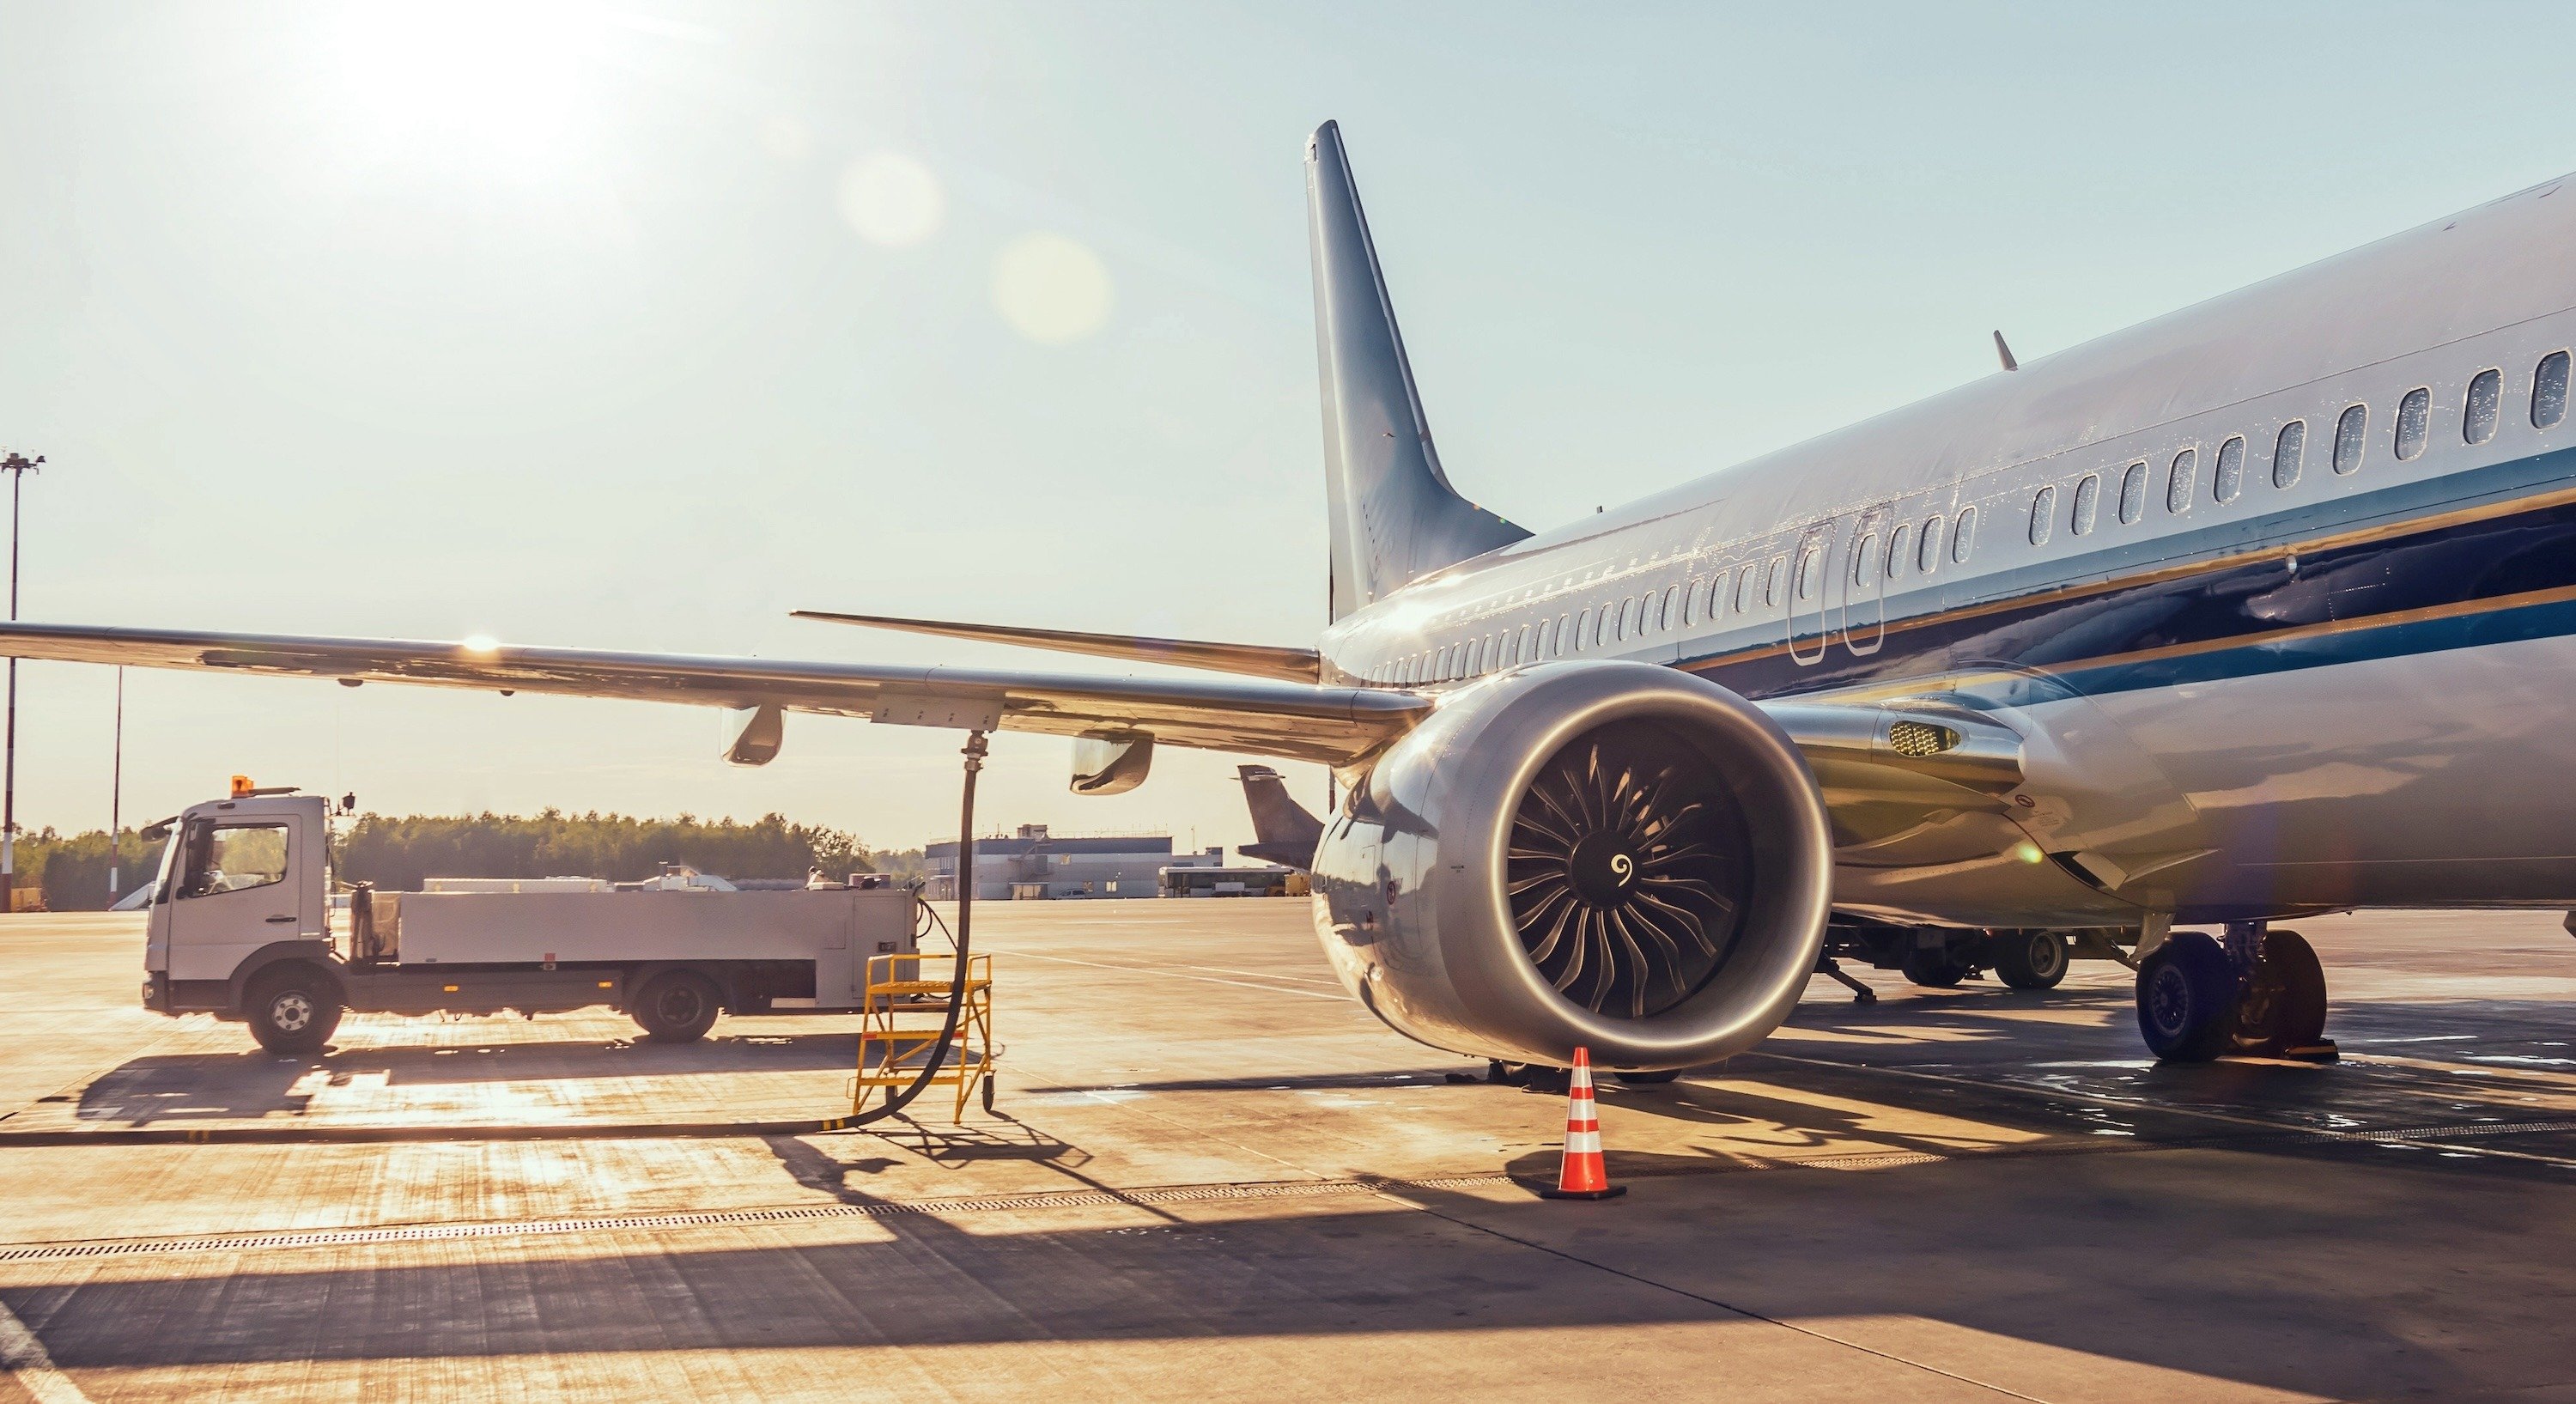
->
(2136, 932, 2238, 1062)
(247, 966, 343, 1055)
(1993, 931, 2070, 990)
(1612, 1070, 1681, 1085)
(2229, 929, 2328, 1056)
(632, 970, 721, 1043)
(1901, 945, 1969, 988)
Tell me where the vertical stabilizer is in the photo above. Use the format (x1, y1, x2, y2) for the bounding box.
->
(1307, 121, 1528, 620)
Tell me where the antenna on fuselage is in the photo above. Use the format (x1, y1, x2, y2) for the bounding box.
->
(1992, 330, 2018, 371)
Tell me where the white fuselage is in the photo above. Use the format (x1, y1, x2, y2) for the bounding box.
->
(1318, 173, 2576, 923)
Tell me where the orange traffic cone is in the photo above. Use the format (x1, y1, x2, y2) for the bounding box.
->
(1539, 1047, 1626, 1200)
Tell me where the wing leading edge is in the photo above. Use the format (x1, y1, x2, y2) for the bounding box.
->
(0, 622, 1427, 768)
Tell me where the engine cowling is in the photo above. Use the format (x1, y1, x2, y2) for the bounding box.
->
(1310, 661, 1833, 1071)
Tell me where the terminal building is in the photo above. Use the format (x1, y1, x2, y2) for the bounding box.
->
(923, 825, 1227, 901)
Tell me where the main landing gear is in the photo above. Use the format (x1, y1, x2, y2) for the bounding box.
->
(2135, 921, 2334, 1063)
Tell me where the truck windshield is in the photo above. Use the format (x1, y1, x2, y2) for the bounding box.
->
(177, 823, 290, 899)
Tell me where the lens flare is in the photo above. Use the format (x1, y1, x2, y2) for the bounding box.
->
(838, 153, 945, 247)
(990, 233, 1113, 344)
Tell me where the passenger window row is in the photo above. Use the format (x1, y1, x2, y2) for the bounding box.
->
(2025, 348, 2573, 547)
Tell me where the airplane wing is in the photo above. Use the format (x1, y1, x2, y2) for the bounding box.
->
(0, 622, 1427, 767)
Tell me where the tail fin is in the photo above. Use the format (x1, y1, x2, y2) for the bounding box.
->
(1306, 121, 1528, 621)
(1235, 763, 1325, 871)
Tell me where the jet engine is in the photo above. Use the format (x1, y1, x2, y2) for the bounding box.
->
(1310, 662, 1832, 1071)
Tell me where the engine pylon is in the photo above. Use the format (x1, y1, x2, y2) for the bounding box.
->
(1538, 1047, 1626, 1201)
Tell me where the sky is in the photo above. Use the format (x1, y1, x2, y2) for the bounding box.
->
(4, 1, 2576, 860)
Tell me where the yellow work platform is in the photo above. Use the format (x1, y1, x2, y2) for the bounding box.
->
(851, 951, 995, 1121)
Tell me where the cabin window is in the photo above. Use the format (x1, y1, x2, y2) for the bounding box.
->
(2273, 420, 2306, 488)
(1920, 516, 1943, 573)
(1679, 580, 1697, 628)
(1572, 610, 1591, 651)
(1617, 597, 1637, 641)
(2333, 403, 2367, 475)
(1704, 572, 1725, 619)
(2465, 369, 2502, 445)
(1851, 532, 1878, 585)
(2394, 387, 2430, 461)
(1594, 605, 1611, 647)
(1660, 585, 1679, 631)
(2213, 436, 2245, 503)
(1764, 556, 1786, 607)
(1433, 646, 1450, 680)
(1795, 544, 1820, 600)
(1556, 615, 1571, 655)
(2117, 462, 2148, 525)
(1952, 507, 1976, 562)
(2166, 448, 2196, 515)
(2535, 351, 2569, 428)
(1887, 523, 1911, 577)
(2028, 486, 2057, 545)
(1471, 637, 1488, 673)
(2070, 474, 2100, 535)
(1735, 564, 1756, 613)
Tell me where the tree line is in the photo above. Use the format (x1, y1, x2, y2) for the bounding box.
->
(11, 809, 899, 912)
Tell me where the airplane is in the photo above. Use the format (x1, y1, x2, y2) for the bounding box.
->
(11, 120, 2576, 1076)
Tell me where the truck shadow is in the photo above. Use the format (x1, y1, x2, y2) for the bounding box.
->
(72, 1032, 863, 1125)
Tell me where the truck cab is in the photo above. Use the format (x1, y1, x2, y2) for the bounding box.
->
(143, 793, 331, 1023)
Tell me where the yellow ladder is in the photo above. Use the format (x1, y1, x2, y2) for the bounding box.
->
(851, 951, 995, 1121)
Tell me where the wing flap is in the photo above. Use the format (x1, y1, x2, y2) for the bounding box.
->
(789, 609, 1322, 684)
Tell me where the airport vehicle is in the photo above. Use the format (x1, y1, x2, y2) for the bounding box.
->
(139, 788, 919, 1053)
(15, 122, 2574, 1074)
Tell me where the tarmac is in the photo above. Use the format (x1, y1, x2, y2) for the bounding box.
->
(2, 901, 2574, 1401)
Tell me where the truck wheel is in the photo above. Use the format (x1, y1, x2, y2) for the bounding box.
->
(633, 970, 721, 1043)
(1993, 931, 2070, 990)
(247, 965, 343, 1055)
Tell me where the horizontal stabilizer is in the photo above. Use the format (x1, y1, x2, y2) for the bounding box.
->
(793, 610, 1320, 684)
(1236, 763, 1326, 871)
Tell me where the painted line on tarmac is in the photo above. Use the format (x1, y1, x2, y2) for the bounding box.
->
(0, 1294, 88, 1404)
(1004, 950, 1350, 1000)
(1747, 1051, 2576, 1170)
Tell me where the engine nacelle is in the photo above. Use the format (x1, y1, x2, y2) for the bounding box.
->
(1311, 662, 1832, 1071)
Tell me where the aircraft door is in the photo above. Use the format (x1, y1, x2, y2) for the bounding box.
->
(1840, 506, 1889, 656)
(1787, 521, 1837, 666)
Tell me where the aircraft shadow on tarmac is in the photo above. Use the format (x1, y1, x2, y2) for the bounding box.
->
(2, 1132, 2567, 1401)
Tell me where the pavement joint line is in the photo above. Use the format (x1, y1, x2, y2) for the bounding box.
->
(1000, 950, 1352, 1001)
(10, 1117, 2561, 1267)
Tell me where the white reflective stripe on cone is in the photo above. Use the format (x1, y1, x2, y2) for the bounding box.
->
(1564, 1132, 1603, 1153)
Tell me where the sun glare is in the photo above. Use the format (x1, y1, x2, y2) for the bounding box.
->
(319, 1, 608, 164)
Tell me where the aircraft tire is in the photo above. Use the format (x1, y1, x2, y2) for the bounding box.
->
(2230, 929, 2328, 1055)
(1992, 931, 2070, 990)
(1900, 944, 1969, 988)
(2135, 932, 2237, 1062)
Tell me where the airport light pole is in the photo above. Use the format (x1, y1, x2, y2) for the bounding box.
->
(107, 667, 124, 902)
(0, 451, 40, 915)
